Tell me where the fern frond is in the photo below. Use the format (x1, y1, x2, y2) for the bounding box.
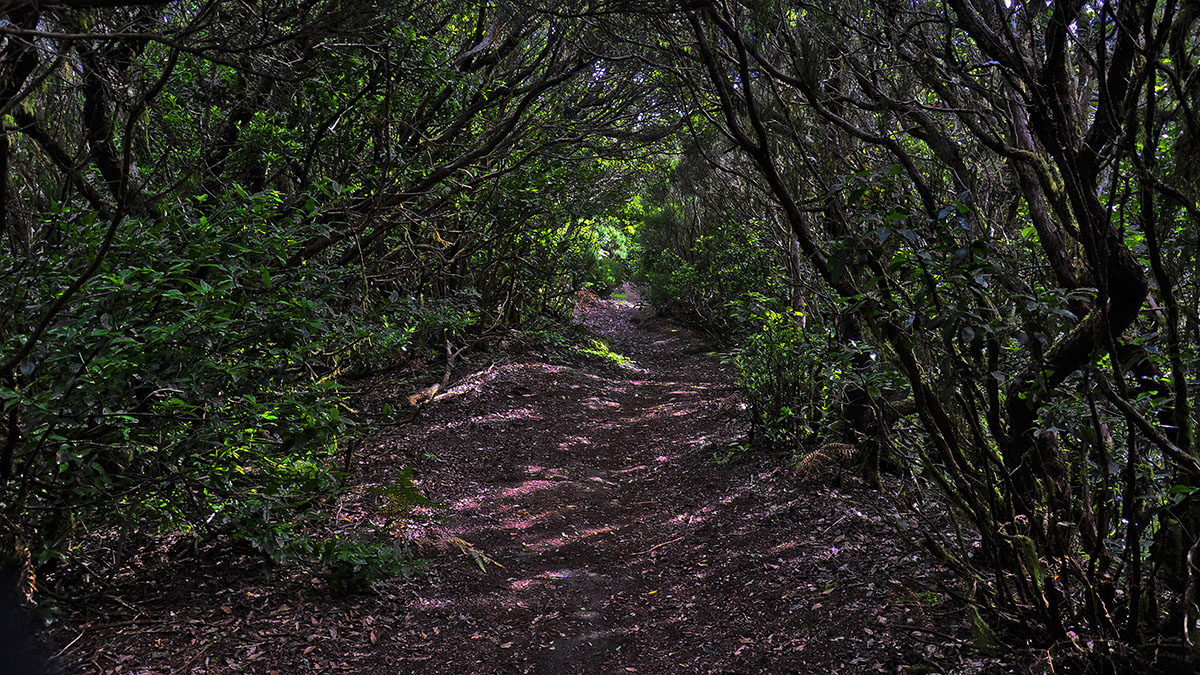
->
(794, 442, 856, 480)
(369, 466, 445, 534)
(446, 536, 503, 572)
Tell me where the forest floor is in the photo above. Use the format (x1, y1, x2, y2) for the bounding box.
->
(50, 286, 1035, 674)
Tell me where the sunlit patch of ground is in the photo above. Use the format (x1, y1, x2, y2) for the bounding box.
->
(54, 284, 1017, 675)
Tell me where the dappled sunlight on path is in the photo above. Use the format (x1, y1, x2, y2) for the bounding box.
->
(336, 285, 991, 674)
(58, 286, 1002, 674)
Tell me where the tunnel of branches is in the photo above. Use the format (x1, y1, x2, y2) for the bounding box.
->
(3, 0, 1200, 670)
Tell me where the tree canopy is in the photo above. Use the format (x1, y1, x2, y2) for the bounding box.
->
(2, 0, 1200, 668)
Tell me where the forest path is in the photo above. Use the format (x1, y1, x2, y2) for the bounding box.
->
(347, 286, 998, 673)
(57, 287, 1007, 674)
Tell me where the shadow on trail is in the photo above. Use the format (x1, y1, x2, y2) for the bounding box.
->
(351, 287, 988, 674)
(50, 287, 1000, 674)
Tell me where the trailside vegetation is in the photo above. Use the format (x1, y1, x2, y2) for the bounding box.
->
(630, 1, 1200, 669)
(0, 1, 653, 598)
(2, 0, 1200, 669)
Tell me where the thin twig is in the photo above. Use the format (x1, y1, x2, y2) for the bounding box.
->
(632, 535, 684, 556)
(820, 514, 849, 535)
(52, 629, 86, 660)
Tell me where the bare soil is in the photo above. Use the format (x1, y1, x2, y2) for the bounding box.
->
(48, 287, 1034, 674)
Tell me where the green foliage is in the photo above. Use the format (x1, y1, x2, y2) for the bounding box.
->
(645, 1, 1200, 663)
(0, 187, 404, 573)
(311, 535, 425, 593)
(468, 199, 623, 325)
(635, 160, 787, 340)
(369, 466, 446, 530)
(732, 301, 850, 454)
(574, 338, 632, 367)
(578, 213, 640, 294)
(711, 442, 754, 466)
(0, 1, 660, 595)
(4, 1, 1196, 667)
(303, 467, 443, 593)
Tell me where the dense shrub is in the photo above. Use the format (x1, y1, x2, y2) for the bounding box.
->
(733, 306, 848, 454)
(0, 187, 405, 578)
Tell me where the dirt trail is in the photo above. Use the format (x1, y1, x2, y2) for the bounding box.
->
(54, 288, 1015, 674)
(347, 287, 1005, 674)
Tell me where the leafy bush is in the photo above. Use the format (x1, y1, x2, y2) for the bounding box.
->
(0, 187, 418, 581)
(578, 216, 638, 294)
(310, 535, 427, 593)
(635, 182, 786, 340)
(733, 303, 849, 454)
